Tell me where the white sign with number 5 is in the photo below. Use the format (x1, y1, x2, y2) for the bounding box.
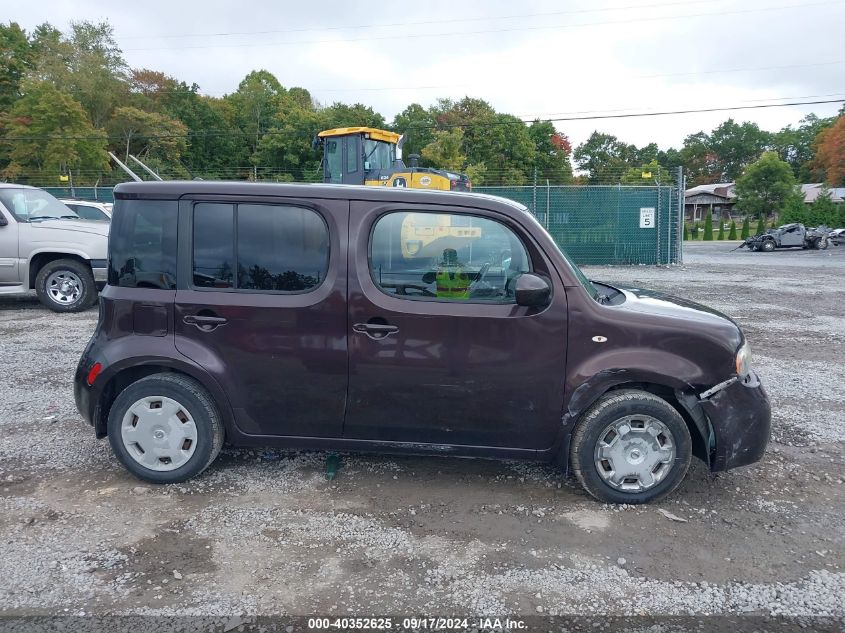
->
(640, 207, 655, 229)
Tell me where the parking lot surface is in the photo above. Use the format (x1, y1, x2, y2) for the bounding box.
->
(0, 242, 843, 618)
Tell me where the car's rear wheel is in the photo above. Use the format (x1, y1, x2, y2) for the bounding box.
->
(107, 373, 224, 483)
(570, 389, 692, 504)
(35, 258, 97, 312)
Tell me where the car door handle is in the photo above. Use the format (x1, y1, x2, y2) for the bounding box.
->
(353, 322, 399, 340)
(183, 314, 228, 331)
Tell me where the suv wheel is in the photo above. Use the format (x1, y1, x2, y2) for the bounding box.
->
(35, 258, 97, 312)
(817, 237, 829, 250)
(760, 240, 775, 252)
(107, 373, 224, 483)
(570, 389, 692, 504)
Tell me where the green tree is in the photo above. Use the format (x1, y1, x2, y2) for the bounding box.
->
(772, 114, 835, 181)
(527, 120, 572, 184)
(318, 101, 386, 129)
(717, 218, 725, 240)
(703, 211, 714, 240)
(107, 105, 188, 165)
(683, 223, 690, 240)
(255, 105, 323, 181)
(708, 119, 771, 181)
(227, 70, 285, 175)
(679, 131, 719, 185)
(391, 103, 435, 158)
(573, 131, 636, 183)
(755, 216, 766, 235)
(728, 221, 737, 239)
(735, 151, 798, 219)
(470, 114, 535, 185)
(620, 159, 666, 185)
(29, 21, 129, 128)
(0, 22, 35, 112)
(1, 80, 108, 182)
(421, 128, 466, 172)
(741, 216, 750, 239)
(156, 79, 242, 178)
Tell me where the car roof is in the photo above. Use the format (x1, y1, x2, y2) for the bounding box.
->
(114, 181, 530, 213)
(0, 183, 37, 190)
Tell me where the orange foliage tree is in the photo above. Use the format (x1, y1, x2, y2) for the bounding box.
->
(813, 116, 845, 186)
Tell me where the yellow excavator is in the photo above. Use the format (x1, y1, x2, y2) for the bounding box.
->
(316, 127, 471, 191)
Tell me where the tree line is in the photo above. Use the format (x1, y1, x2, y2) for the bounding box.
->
(1, 20, 843, 190)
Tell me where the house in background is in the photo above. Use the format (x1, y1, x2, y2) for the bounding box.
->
(684, 182, 844, 223)
(684, 183, 736, 223)
(801, 183, 845, 204)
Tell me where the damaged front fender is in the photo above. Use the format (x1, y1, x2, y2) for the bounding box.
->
(679, 371, 771, 472)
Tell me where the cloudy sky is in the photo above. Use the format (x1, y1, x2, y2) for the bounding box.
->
(7, 0, 845, 149)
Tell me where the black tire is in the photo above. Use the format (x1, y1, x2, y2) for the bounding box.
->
(34, 258, 97, 312)
(760, 240, 775, 252)
(107, 373, 225, 484)
(570, 389, 692, 504)
(818, 238, 829, 250)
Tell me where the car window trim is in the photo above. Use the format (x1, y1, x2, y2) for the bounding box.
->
(187, 200, 331, 296)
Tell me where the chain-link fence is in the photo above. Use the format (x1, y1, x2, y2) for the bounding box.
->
(43, 179, 684, 266)
(475, 183, 683, 265)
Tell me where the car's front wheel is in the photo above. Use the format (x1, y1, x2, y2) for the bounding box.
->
(570, 389, 692, 504)
(35, 258, 97, 312)
(107, 373, 224, 483)
(760, 240, 775, 252)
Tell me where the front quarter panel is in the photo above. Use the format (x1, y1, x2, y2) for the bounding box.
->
(562, 284, 741, 425)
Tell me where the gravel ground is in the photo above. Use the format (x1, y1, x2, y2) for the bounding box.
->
(0, 241, 843, 623)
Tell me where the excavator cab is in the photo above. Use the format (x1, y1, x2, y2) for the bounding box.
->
(317, 127, 471, 191)
(318, 127, 401, 186)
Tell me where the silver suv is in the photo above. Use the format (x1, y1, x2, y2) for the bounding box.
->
(0, 184, 109, 312)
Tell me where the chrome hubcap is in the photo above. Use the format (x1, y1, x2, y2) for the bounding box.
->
(46, 270, 82, 305)
(120, 396, 198, 472)
(594, 415, 676, 492)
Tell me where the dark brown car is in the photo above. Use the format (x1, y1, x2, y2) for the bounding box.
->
(74, 182, 770, 503)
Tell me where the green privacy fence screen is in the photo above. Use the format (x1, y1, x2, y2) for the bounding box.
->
(474, 185, 683, 265)
(43, 186, 116, 204)
(43, 183, 683, 265)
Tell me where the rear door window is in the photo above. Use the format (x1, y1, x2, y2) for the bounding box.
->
(191, 203, 329, 293)
(109, 199, 178, 289)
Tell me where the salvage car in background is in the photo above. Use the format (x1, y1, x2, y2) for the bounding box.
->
(0, 184, 109, 311)
(829, 228, 845, 246)
(741, 223, 830, 251)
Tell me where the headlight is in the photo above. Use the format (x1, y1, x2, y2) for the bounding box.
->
(735, 342, 751, 377)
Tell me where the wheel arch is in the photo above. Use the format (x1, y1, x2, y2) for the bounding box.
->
(28, 251, 91, 289)
(560, 373, 711, 470)
(93, 359, 234, 440)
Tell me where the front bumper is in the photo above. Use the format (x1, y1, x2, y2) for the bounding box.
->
(700, 370, 771, 471)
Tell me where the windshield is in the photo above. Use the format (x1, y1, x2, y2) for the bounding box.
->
(0, 188, 79, 222)
(363, 139, 394, 171)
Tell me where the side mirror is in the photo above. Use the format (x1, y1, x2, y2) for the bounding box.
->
(0, 214, 8, 227)
(515, 273, 551, 308)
